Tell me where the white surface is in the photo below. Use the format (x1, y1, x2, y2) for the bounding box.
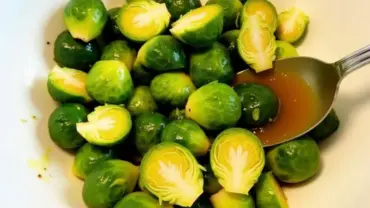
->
(0, 0, 369, 207)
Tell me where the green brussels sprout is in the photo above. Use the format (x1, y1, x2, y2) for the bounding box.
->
(134, 112, 168, 155)
(48, 103, 89, 149)
(210, 189, 255, 208)
(127, 86, 158, 117)
(107, 8, 123, 38)
(83, 160, 139, 208)
(86, 60, 134, 104)
(206, 0, 243, 30)
(219, 30, 249, 71)
(155, 0, 201, 20)
(150, 73, 196, 108)
(203, 164, 222, 194)
(308, 109, 340, 141)
(190, 42, 234, 87)
(72, 143, 115, 179)
(64, 0, 108, 42)
(47, 65, 92, 103)
(237, 15, 277, 72)
(132, 62, 156, 86)
(161, 119, 210, 156)
(255, 171, 288, 208)
(266, 136, 321, 183)
(185, 82, 241, 131)
(276, 7, 309, 43)
(117, 1, 171, 42)
(276, 40, 299, 60)
(101, 40, 137, 71)
(54, 30, 101, 71)
(210, 128, 265, 195)
(114, 192, 171, 208)
(77, 105, 132, 146)
(136, 35, 186, 72)
(140, 142, 204, 207)
(169, 108, 186, 121)
(234, 83, 279, 127)
(240, 0, 278, 32)
(170, 5, 224, 48)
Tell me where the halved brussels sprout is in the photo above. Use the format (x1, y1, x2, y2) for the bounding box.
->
(185, 82, 241, 131)
(47, 65, 92, 103)
(117, 1, 171, 42)
(155, 0, 201, 20)
(83, 160, 139, 208)
(237, 15, 277, 72)
(210, 189, 255, 208)
(219, 30, 249, 71)
(72, 143, 115, 179)
(48, 103, 89, 149)
(101, 40, 137, 71)
(150, 73, 196, 108)
(86, 60, 134, 104)
(127, 86, 158, 117)
(276, 7, 309, 43)
(140, 142, 204, 207)
(266, 136, 321, 183)
(64, 0, 108, 42)
(161, 119, 210, 156)
(276, 40, 299, 60)
(190, 42, 234, 87)
(77, 105, 132, 146)
(240, 0, 278, 32)
(210, 128, 265, 195)
(255, 171, 288, 208)
(206, 0, 243, 30)
(136, 35, 186, 72)
(132, 62, 156, 86)
(308, 109, 340, 141)
(169, 108, 186, 121)
(114, 192, 172, 208)
(204, 164, 222, 194)
(170, 5, 224, 48)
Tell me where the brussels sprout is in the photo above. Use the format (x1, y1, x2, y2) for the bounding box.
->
(161, 119, 210, 156)
(136, 35, 186, 72)
(237, 15, 277, 72)
(219, 30, 249, 71)
(64, 0, 108, 42)
(86, 60, 134, 104)
(276, 40, 299, 60)
(47, 65, 92, 103)
(101, 40, 137, 71)
(155, 0, 201, 20)
(206, 0, 243, 30)
(127, 86, 158, 117)
(48, 103, 89, 149)
(54, 30, 101, 71)
(117, 1, 171, 42)
(210, 189, 255, 208)
(204, 164, 222, 194)
(170, 5, 224, 48)
(266, 136, 321, 183)
(185, 82, 241, 131)
(134, 112, 168, 155)
(255, 171, 288, 208)
(210, 128, 264, 195)
(234, 83, 279, 127)
(114, 192, 171, 208)
(83, 160, 139, 208)
(140, 142, 204, 207)
(190, 42, 234, 87)
(150, 73, 196, 108)
(107, 7, 123, 38)
(276, 7, 309, 43)
(308, 109, 340, 141)
(169, 108, 186, 121)
(132, 62, 156, 86)
(72, 143, 115, 179)
(240, 0, 278, 32)
(77, 105, 132, 146)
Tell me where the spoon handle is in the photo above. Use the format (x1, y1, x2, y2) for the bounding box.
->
(335, 44, 370, 77)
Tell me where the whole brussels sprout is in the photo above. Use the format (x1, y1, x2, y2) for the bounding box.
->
(155, 0, 201, 20)
(185, 82, 241, 131)
(210, 189, 255, 208)
(308, 109, 340, 141)
(114, 192, 172, 208)
(48, 103, 89, 149)
(101, 40, 137, 71)
(276, 40, 299, 60)
(169, 108, 186, 121)
(266, 136, 321, 183)
(206, 0, 243, 30)
(240, 0, 278, 32)
(150, 73, 196, 108)
(127, 86, 158, 117)
(203, 164, 222, 194)
(190, 42, 234, 87)
(219, 30, 249, 71)
(83, 160, 139, 208)
(255, 171, 289, 208)
(276, 7, 309, 43)
(86, 60, 134, 104)
(64, 0, 108, 42)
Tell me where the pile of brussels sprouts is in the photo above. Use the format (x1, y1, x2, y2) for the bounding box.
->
(47, 0, 341, 207)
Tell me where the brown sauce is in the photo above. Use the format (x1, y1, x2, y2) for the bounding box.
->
(234, 69, 320, 146)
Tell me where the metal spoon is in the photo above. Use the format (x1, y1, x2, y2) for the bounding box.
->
(236, 45, 370, 145)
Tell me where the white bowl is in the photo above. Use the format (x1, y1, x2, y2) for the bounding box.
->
(1, 0, 370, 207)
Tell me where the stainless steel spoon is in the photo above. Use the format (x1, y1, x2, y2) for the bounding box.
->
(236, 45, 370, 145)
